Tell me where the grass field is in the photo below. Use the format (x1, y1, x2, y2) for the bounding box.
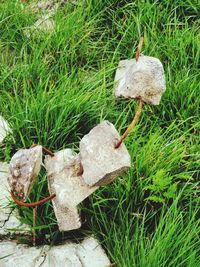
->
(0, 1, 199, 266)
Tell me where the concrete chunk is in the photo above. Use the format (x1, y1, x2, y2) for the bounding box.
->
(46, 153, 81, 231)
(0, 162, 30, 236)
(114, 55, 166, 105)
(8, 146, 42, 201)
(45, 149, 98, 209)
(80, 120, 131, 186)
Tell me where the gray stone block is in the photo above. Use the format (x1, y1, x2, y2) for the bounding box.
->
(80, 120, 131, 186)
(45, 149, 98, 209)
(8, 146, 42, 201)
(114, 55, 166, 105)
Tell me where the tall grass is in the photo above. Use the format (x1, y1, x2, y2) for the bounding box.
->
(0, 0, 199, 266)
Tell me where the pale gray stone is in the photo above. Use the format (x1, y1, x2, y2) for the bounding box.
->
(8, 146, 42, 201)
(45, 149, 98, 209)
(114, 55, 166, 105)
(0, 116, 11, 144)
(28, 0, 66, 14)
(77, 237, 111, 267)
(34, 15, 55, 32)
(80, 120, 131, 186)
(0, 162, 30, 236)
(0, 237, 111, 267)
(42, 243, 82, 267)
(46, 152, 81, 231)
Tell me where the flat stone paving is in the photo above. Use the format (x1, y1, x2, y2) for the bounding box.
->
(0, 237, 111, 267)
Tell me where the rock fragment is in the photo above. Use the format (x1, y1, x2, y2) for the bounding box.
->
(77, 237, 111, 267)
(0, 162, 30, 236)
(8, 146, 42, 201)
(46, 151, 81, 231)
(80, 120, 131, 186)
(114, 55, 166, 105)
(45, 149, 98, 209)
(0, 116, 11, 144)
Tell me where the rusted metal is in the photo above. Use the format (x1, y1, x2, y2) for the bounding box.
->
(31, 143, 55, 157)
(115, 99, 143, 149)
(10, 191, 56, 207)
(136, 36, 144, 62)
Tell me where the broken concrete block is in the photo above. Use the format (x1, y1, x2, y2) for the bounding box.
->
(114, 55, 166, 105)
(45, 149, 98, 209)
(0, 237, 111, 267)
(80, 120, 131, 186)
(0, 162, 30, 236)
(0, 116, 11, 144)
(47, 157, 81, 231)
(8, 146, 42, 201)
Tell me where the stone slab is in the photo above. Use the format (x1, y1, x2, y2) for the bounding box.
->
(114, 55, 166, 105)
(8, 146, 43, 201)
(45, 149, 98, 209)
(0, 237, 111, 267)
(80, 120, 131, 186)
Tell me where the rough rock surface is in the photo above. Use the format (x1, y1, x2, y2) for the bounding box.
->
(46, 150, 81, 231)
(0, 237, 111, 267)
(25, 0, 68, 36)
(45, 149, 98, 208)
(114, 55, 166, 105)
(28, 0, 66, 14)
(80, 120, 131, 186)
(0, 116, 11, 144)
(8, 146, 42, 201)
(33, 15, 55, 32)
(0, 162, 30, 236)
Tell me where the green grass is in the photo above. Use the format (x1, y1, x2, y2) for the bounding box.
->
(0, 0, 199, 266)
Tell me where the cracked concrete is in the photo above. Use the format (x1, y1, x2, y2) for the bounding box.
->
(0, 237, 111, 267)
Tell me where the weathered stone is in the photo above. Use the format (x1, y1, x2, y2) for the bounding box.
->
(114, 55, 166, 105)
(0, 237, 111, 267)
(0, 241, 41, 267)
(8, 146, 42, 201)
(34, 15, 55, 32)
(0, 162, 30, 236)
(45, 149, 98, 209)
(47, 152, 81, 231)
(77, 237, 111, 267)
(80, 120, 131, 186)
(28, 0, 66, 14)
(0, 116, 11, 144)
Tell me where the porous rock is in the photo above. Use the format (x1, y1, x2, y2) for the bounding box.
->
(8, 146, 42, 201)
(0, 116, 11, 144)
(80, 120, 131, 186)
(0, 162, 30, 236)
(0, 237, 111, 267)
(46, 150, 81, 231)
(114, 55, 166, 105)
(45, 149, 98, 209)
